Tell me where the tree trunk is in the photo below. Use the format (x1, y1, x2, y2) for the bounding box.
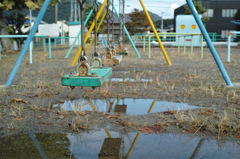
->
(0, 9, 12, 53)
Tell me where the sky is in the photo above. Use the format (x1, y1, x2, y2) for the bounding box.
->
(98, 0, 186, 19)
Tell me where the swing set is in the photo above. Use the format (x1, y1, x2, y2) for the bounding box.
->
(62, 0, 172, 89)
(4, 0, 233, 88)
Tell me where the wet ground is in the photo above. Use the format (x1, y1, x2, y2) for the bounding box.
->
(1, 44, 240, 157)
(53, 98, 199, 115)
(1, 129, 240, 158)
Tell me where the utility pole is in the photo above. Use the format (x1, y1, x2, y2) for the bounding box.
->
(161, 12, 163, 31)
(55, 3, 58, 23)
(74, 0, 77, 21)
(119, 0, 123, 38)
(70, 0, 79, 21)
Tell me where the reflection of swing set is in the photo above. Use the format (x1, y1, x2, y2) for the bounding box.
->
(92, 98, 155, 158)
(90, 99, 204, 159)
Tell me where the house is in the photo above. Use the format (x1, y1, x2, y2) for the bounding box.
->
(67, 21, 88, 45)
(102, 13, 132, 40)
(174, 0, 240, 39)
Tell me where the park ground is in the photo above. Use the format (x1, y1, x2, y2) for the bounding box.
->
(0, 44, 240, 140)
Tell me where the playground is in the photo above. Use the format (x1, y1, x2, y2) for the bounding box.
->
(1, 44, 240, 138)
(1, 0, 240, 158)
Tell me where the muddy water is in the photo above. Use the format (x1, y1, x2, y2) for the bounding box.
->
(1, 129, 240, 158)
(54, 99, 199, 115)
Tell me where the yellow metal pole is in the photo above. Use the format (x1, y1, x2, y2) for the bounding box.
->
(89, 99, 97, 111)
(147, 100, 156, 113)
(71, 0, 108, 66)
(104, 128, 112, 138)
(86, 9, 107, 53)
(139, 0, 171, 66)
(126, 132, 140, 157)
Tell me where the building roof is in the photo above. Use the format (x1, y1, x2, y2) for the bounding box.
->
(67, 21, 81, 25)
(25, 15, 47, 24)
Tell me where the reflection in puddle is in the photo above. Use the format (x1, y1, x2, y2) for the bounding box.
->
(107, 78, 153, 82)
(1, 130, 240, 159)
(53, 99, 199, 115)
(115, 70, 152, 74)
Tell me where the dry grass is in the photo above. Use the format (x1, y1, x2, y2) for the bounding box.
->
(71, 115, 90, 132)
(1, 45, 240, 138)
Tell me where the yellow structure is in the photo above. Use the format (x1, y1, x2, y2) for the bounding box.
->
(71, 0, 108, 66)
(86, 9, 108, 53)
(139, 0, 172, 66)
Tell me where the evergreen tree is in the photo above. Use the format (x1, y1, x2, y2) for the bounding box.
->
(183, 0, 209, 24)
(0, 0, 59, 52)
(125, 8, 150, 35)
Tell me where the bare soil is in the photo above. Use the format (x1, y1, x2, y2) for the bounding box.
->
(1, 44, 240, 140)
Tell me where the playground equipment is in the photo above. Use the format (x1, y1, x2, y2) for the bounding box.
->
(91, 0, 103, 68)
(65, 0, 99, 58)
(227, 31, 240, 62)
(135, 32, 204, 58)
(61, 0, 112, 89)
(186, 0, 232, 86)
(231, 20, 240, 25)
(3, 0, 233, 87)
(116, 0, 129, 55)
(176, 15, 202, 47)
(139, 0, 171, 66)
(102, 0, 122, 66)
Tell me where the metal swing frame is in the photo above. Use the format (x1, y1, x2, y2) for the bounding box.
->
(62, 0, 112, 89)
(102, 0, 122, 66)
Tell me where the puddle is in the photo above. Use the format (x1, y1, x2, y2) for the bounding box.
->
(115, 70, 152, 74)
(53, 99, 199, 115)
(1, 129, 240, 158)
(107, 78, 152, 82)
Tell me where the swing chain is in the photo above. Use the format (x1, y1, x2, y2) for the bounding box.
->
(77, 0, 86, 62)
(111, 0, 115, 45)
(94, 0, 99, 57)
(122, 0, 125, 47)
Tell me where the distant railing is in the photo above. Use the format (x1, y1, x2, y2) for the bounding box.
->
(0, 35, 81, 63)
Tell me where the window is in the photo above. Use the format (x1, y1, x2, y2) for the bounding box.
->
(222, 9, 237, 17)
(221, 30, 228, 38)
(221, 30, 237, 38)
(203, 9, 214, 18)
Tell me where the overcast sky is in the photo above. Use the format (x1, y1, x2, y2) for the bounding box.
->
(98, 0, 186, 19)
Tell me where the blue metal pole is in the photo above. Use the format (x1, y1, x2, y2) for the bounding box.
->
(43, 38, 46, 52)
(29, 41, 33, 64)
(102, 39, 105, 49)
(110, 0, 141, 58)
(65, 1, 98, 58)
(0, 35, 27, 38)
(186, 0, 232, 86)
(29, 134, 48, 159)
(5, 0, 51, 87)
(227, 32, 231, 62)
